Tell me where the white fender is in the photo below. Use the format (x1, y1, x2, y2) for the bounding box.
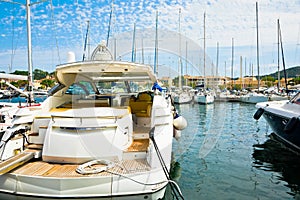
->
(173, 115, 187, 130)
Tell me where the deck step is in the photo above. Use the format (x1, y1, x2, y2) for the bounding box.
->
(133, 126, 150, 139)
(126, 139, 149, 152)
(0, 152, 34, 175)
(27, 144, 43, 150)
(123, 139, 149, 160)
(28, 132, 39, 137)
(133, 133, 149, 139)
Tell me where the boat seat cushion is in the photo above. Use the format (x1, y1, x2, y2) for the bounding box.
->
(137, 93, 152, 101)
(129, 102, 152, 117)
(129, 93, 152, 117)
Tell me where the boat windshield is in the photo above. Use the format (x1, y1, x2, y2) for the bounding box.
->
(65, 81, 96, 95)
(62, 80, 154, 97)
(96, 80, 153, 94)
(291, 92, 300, 104)
(48, 83, 65, 96)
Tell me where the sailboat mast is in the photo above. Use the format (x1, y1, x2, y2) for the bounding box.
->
(131, 23, 136, 62)
(106, 0, 114, 47)
(216, 42, 219, 77)
(82, 20, 90, 61)
(141, 38, 144, 64)
(256, 2, 260, 92)
(231, 38, 234, 89)
(3, 0, 48, 104)
(185, 41, 188, 86)
(277, 19, 280, 92)
(203, 12, 206, 89)
(240, 56, 243, 89)
(154, 11, 158, 75)
(178, 8, 182, 89)
(26, 0, 33, 103)
(278, 20, 288, 92)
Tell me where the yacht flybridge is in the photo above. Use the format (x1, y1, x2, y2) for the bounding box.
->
(0, 43, 186, 199)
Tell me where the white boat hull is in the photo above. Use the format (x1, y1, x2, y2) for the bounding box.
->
(173, 92, 192, 104)
(240, 93, 268, 103)
(194, 94, 214, 104)
(0, 44, 185, 199)
(0, 164, 167, 199)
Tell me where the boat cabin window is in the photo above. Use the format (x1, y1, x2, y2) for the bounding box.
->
(97, 82, 127, 94)
(291, 92, 300, 104)
(48, 83, 65, 96)
(65, 81, 96, 95)
(96, 81, 153, 94)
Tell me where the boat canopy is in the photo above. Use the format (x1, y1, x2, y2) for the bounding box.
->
(55, 61, 157, 87)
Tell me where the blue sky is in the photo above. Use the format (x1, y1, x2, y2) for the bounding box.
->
(0, 0, 299, 78)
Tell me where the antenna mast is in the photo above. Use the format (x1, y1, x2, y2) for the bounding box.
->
(106, 0, 114, 47)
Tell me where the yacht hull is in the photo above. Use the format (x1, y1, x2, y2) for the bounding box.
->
(240, 94, 268, 104)
(173, 93, 192, 104)
(194, 95, 214, 104)
(262, 110, 300, 151)
(255, 95, 300, 152)
(0, 44, 184, 199)
(0, 161, 168, 199)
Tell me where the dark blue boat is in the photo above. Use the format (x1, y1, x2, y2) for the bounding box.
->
(254, 92, 300, 152)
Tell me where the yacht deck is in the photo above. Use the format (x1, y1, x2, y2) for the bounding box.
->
(11, 158, 150, 177)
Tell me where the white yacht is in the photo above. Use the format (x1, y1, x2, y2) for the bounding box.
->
(239, 92, 268, 103)
(194, 90, 215, 104)
(0, 43, 186, 199)
(173, 86, 193, 104)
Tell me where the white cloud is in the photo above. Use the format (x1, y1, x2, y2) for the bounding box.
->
(0, 0, 299, 76)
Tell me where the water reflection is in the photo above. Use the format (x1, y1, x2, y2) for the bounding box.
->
(252, 134, 300, 198)
(163, 160, 182, 200)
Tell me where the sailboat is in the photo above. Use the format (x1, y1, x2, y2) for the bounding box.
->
(268, 19, 289, 101)
(254, 19, 300, 152)
(0, 2, 187, 199)
(173, 8, 193, 104)
(0, 73, 33, 134)
(0, 0, 45, 134)
(239, 3, 268, 104)
(194, 12, 214, 105)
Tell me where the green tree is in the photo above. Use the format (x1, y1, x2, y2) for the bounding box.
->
(261, 76, 275, 87)
(33, 69, 48, 80)
(40, 79, 55, 89)
(10, 80, 28, 89)
(261, 76, 275, 82)
(293, 77, 300, 85)
(12, 70, 27, 76)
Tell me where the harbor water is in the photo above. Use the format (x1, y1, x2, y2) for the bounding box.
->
(169, 101, 300, 200)
(1, 100, 299, 200)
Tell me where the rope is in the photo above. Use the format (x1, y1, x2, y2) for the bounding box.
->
(0, 127, 30, 160)
(106, 170, 168, 186)
(76, 159, 115, 175)
(149, 127, 185, 200)
(77, 160, 170, 186)
(105, 170, 183, 199)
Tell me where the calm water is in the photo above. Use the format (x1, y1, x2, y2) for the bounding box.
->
(169, 102, 300, 200)
(0, 96, 47, 103)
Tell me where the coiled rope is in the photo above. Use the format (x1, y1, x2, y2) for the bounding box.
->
(76, 159, 115, 175)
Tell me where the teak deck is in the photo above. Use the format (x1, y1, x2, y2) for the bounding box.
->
(8, 139, 151, 177)
(126, 139, 149, 152)
(11, 159, 150, 177)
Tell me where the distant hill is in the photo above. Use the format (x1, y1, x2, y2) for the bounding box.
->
(261, 66, 300, 79)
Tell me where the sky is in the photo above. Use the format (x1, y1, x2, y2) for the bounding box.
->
(0, 0, 299, 78)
